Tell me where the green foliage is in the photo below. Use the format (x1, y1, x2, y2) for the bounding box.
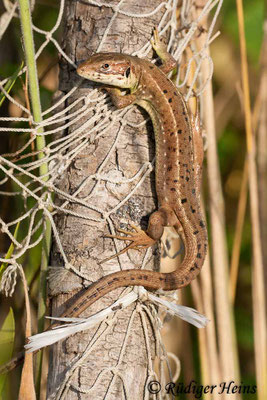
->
(218, 127, 243, 176)
(0, 62, 24, 108)
(235, 307, 254, 349)
(33, 3, 59, 32)
(223, 0, 264, 64)
(0, 308, 15, 396)
(40, 86, 54, 114)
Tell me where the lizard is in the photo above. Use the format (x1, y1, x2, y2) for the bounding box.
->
(63, 28, 208, 319)
(0, 29, 208, 376)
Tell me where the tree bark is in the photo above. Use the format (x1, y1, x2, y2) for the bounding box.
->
(47, 1, 166, 398)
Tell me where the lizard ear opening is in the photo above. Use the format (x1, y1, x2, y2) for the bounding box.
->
(125, 67, 131, 78)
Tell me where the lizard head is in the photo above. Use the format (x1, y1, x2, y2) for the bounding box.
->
(77, 53, 140, 89)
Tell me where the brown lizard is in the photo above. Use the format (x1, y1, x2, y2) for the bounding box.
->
(0, 29, 208, 375)
(65, 28, 208, 318)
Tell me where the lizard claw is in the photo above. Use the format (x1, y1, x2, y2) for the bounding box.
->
(101, 225, 156, 264)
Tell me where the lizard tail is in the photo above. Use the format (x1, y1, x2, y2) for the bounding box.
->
(61, 240, 206, 320)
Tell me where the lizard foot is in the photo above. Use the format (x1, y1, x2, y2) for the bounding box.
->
(101, 224, 156, 264)
(150, 27, 177, 77)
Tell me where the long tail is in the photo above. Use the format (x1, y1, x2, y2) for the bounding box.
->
(60, 227, 207, 320)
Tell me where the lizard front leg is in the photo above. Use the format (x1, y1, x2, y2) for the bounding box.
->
(104, 87, 136, 109)
(151, 28, 177, 75)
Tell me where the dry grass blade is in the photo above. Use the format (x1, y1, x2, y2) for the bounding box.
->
(187, 2, 240, 394)
(235, 0, 267, 398)
(229, 65, 265, 304)
(186, 5, 222, 396)
(257, 14, 267, 309)
(202, 42, 240, 396)
(200, 253, 221, 398)
(229, 160, 248, 303)
(191, 279, 212, 399)
(17, 265, 36, 400)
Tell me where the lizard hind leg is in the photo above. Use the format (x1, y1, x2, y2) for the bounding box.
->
(101, 223, 156, 264)
(101, 207, 174, 264)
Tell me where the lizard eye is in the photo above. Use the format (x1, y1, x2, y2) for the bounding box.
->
(102, 63, 110, 70)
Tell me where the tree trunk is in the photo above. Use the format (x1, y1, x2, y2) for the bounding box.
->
(47, 1, 166, 398)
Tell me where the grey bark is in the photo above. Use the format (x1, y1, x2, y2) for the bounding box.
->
(47, 1, 166, 399)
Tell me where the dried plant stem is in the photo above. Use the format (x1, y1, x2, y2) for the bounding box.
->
(257, 16, 267, 306)
(229, 66, 264, 304)
(191, 279, 211, 400)
(202, 50, 240, 395)
(200, 254, 221, 398)
(236, 1, 267, 398)
(229, 160, 248, 303)
(195, 5, 240, 385)
(17, 265, 36, 400)
(187, 6, 221, 395)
